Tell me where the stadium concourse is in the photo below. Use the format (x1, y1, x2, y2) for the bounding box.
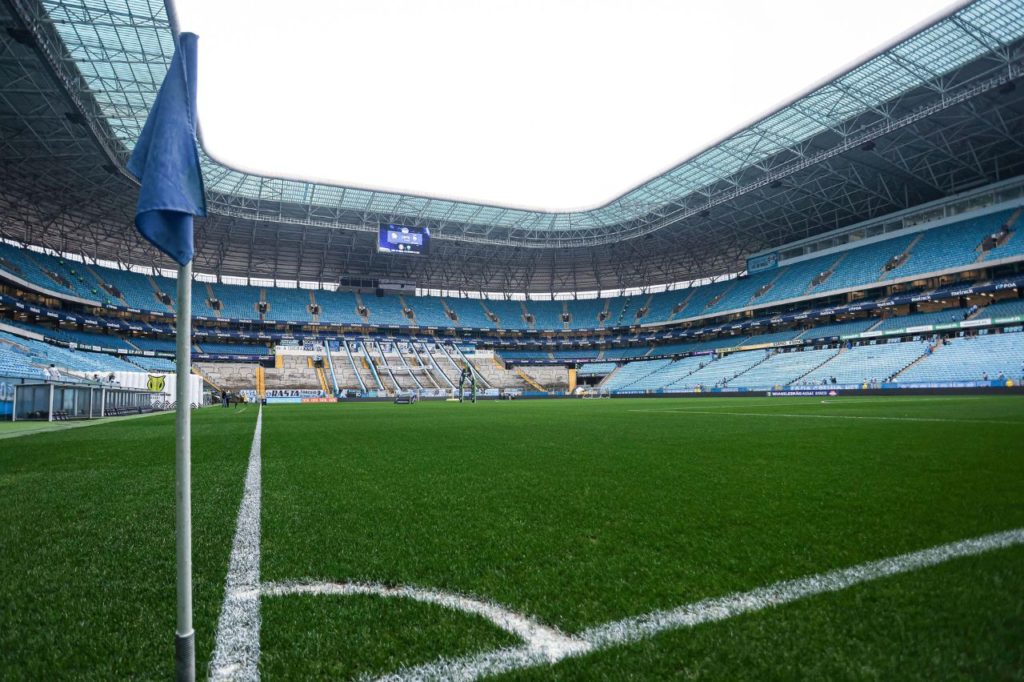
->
(3, 0, 1024, 680)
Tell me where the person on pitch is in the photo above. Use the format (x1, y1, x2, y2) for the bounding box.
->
(470, 369, 477, 403)
(458, 366, 470, 402)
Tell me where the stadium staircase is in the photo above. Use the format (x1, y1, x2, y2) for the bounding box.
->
(84, 264, 126, 305)
(636, 294, 654, 323)
(666, 288, 698, 321)
(720, 350, 774, 386)
(878, 232, 925, 280)
(790, 347, 845, 385)
(190, 364, 224, 393)
(308, 289, 319, 324)
(204, 283, 221, 318)
(519, 301, 536, 330)
(439, 298, 459, 326)
(751, 267, 789, 304)
(258, 289, 268, 322)
(804, 253, 849, 294)
(398, 295, 415, 325)
(514, 368, 546, 392)
(314, 364, 330, 393)
(477, 299, 497, 328)
(890, 343, 937, 381)
(598, 365, 622, 388)
(146, 275, 174, 312)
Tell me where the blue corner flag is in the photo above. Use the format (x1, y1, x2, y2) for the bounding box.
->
(127, 32, 206, 266)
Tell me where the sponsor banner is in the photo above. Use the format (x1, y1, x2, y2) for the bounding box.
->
(301, 397, 337, 404)
(768, 389, 841, 397)
(266, 397, 302, 404)
(265, 389, 326, 398)
(747, 252, 779, 273)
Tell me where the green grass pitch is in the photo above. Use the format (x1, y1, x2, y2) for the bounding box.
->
(1, 396, 1023, 679)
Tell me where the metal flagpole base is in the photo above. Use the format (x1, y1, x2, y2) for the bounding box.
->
(175, 630, 195, 682)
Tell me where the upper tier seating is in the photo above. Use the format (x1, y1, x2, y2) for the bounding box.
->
(3, 206, 1023, 331)
(263, 287, 313, 323)
(315, 290, 361, 324)
(813, 235, 916, 292)
(886, 210, 1013, 279)
(445, 298, 493, 328)
(207, 283, 259, 320)
(91, 267, 164, 310)
(484, 299, 526, 328)
(567, 298, 608, 329)
(362, 293, 409, 326)
(526, 301, 564, 330)
(407, 297, 453, 327)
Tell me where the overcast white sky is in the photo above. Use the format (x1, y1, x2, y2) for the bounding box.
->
(174, 0, 962, 212)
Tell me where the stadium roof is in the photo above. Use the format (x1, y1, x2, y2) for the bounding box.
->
(1, 0, 1023, 291)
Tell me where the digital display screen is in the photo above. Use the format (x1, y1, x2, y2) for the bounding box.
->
(378, 224, 431, 255)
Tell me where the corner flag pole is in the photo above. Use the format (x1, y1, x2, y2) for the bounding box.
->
(125, 5, 205, 675)
(174, 261, 194, 681)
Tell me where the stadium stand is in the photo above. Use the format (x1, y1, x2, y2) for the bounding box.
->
(897, 332, 1024, 383)
(725, 347, 840, 388)
(195, 342, 270, 356)
(362, 294, 409, 326)
(798, 318, 878, 339)
(262, 287, 313, 323)
(801, 341, 928, 386)
(886, 210, 1014, 279)
(874, 308, 969, 330)
(444, 298, 493, 328)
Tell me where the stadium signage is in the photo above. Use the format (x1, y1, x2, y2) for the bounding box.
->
(746, 251, 779, 274)
(768, 389, 840, 397)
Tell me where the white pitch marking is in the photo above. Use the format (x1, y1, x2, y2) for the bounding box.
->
(375, 527, 1024, 682)
(262, 581, 591, 661)
(627, 409, 1024, 425)
(209, 406, 264, 680)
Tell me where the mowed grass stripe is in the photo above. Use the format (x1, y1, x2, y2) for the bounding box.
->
(0, 407, 257, 680)
(259, 397, 1024, 678)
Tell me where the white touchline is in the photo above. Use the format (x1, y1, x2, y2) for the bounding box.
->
(207, 405, 1024, 681)
(209, 406, 263, 681)
(373, 527, 1024, 682)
